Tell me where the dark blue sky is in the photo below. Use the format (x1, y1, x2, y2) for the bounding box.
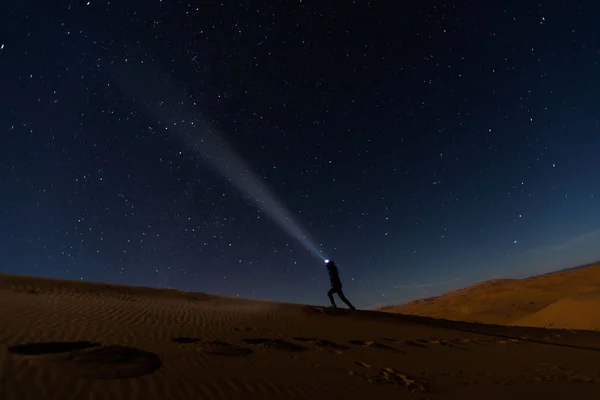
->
(1, 1, 599, 308)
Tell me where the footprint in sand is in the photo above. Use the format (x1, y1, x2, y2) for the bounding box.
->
(172, 337, 254, 356)
(8, 342, 161, 379)
(207, 341, 254, 357)
(455, 337, 521, 346)
(402, 340, 430, 348)
(375, 367, 428, 392)
(419, 338, 456, 347)
(303, 306, 353, 316)
(292, 338, 350, 351)
(348, 340, 400, 351)
(495, 338, 521, 345)
(241, 338, 306, 352)
(59, 345, 162, 379)
(350, 363, 428, 392)
(450, 338, 475, 345)
(382, 337, 426, 348)
(172, 337, 201, 344)
(384, 337, 461, 349)
(8, 341, 101, 356)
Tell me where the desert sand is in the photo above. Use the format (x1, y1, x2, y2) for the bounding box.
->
(380, 263, 600, 331)
(2, 272, 600, 399)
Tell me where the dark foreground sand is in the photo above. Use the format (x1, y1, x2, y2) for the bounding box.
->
(1, 273, 600, 400)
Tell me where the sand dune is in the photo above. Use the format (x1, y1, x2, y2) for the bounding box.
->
(380, 263, 600, 330)
(513, 289, 600, 330)
(2, 273, 600, 399)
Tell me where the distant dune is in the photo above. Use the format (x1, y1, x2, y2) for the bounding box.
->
(2, 272, 600, 399)
(379, 263, 600, 330)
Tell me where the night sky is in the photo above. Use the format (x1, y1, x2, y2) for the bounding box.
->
(1, 1, 599, 309)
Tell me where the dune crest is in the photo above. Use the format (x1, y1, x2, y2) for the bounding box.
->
(380, 263, 600, 329)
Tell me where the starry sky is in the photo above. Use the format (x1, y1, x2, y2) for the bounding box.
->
(1, 1, 599, 309)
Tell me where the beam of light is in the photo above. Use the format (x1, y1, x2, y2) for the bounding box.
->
(111, 55, 326, 262)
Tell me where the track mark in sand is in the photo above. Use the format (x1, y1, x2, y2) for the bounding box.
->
(450, 338, 474, 345)
(403, 340, 429, 348)
(382, 337, 522, 349)
(374, 367, 428, 392)
(57, 345, 162, 379)
(303, 305, 353, 317)
(350, 365, 428, 392)
(421, 338, 456, 347)
(348, 340, 399, 351)
(456, 337, 521, 346)
(495, 338, 521, 345)
(207, 341, 254, 357)
(530, 362, 600, 384)
(8, 341, 101, 356)
(9, 342, 162, 379)
(386, 337, 455, 348)
(293, 338, 350, 350)
(242, 338, 306, 352)
(172, 337, 253, 356)
(172, 337, 201, 344)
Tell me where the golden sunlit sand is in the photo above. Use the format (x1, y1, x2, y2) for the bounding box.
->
(380, 263, 600, 331)
(2, 271, 600, 399)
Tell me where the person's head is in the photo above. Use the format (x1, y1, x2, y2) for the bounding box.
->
(326, 260, 336, 269)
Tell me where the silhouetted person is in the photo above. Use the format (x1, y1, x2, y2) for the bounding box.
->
(325, 260, 356, 310)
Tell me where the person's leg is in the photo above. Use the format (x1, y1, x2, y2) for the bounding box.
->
(327, 287, 337, 307)
(337, 289, 356, 310)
